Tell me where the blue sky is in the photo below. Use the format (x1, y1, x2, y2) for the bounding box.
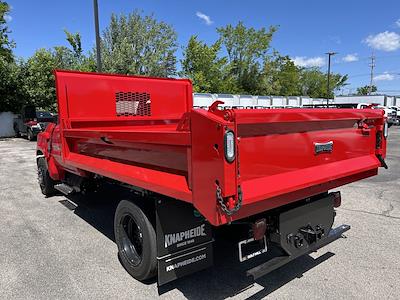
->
(5, 0, 400, 95)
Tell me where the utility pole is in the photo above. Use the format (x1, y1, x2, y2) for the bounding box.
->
(93, 0, 102, 72)
(368, 53, 375, 95)
(325, 52, 337, 105)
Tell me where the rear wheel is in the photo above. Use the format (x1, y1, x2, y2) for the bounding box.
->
(37, 157, 56, 196)
(14, 125, 20, 138)
(114, 200, 157, 281)
(27, 129, 35, 141)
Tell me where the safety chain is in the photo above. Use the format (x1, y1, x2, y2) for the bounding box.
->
(216, 184, 242, 216)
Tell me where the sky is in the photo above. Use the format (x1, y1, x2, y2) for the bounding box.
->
(5, 0, 400, 95)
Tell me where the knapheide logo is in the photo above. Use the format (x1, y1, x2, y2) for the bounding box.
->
(164, 224, 206, 248)
(166, 253, 207, 272)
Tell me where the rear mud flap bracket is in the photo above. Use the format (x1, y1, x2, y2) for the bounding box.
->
(246, 224, 350, 280)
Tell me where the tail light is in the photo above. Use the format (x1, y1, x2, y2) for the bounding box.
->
(252, 218, 267, 240)
(383, 121, 388, 139)
(224, 130, 235, 163)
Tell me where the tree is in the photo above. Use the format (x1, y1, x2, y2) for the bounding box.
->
(262, 55, 301, 96)
(20, 29, 98, 111)
(64, 30, 82, 58)
(0, 0, 13, 61)
(0, 56, 26, 112)
(100, 12, 177, 77)
(180, 36, 235, 93)
(217, 22, 277, 93)
(0, 1, 24, 113)
(299, 68, 348, 98)
(22, 49, 58, 111)
(181, 23, 349, 98)
(356, 85, 377, 95)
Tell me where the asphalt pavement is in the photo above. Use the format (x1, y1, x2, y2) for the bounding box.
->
(0, 127, 399, 299)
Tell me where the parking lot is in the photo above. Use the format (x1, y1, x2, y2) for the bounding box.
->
(0, 127, 399, 300)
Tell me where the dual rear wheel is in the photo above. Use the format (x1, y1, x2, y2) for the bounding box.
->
(114, 200, 157, 281)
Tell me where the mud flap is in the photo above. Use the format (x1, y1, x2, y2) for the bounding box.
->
(247, 194, 350, 279)
(156, 198, 213, 285)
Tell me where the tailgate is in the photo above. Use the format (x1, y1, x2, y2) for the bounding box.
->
(190, 108, 386, 226)
(235, 109, 384, 203)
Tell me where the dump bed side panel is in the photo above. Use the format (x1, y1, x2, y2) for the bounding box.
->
(56, 70, 193, 121)
(54, 70, 193, 201)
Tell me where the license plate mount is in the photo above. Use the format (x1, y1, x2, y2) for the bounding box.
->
(238, 236, 268, 262)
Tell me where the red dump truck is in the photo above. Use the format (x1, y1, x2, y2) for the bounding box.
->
(36, 70, 388, 285)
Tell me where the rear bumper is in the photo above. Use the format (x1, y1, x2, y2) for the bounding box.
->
(247, 224, 350, 279)
(31, 127, 42, 135)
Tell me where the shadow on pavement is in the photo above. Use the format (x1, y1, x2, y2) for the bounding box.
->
(58, 187, 336, 299)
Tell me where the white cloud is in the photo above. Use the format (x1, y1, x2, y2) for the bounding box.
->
(364, 31, 400, 51)
(374, 72, 395, 81)
(342, 53, 358, 62)
(396, 19, 400, 28)
(292, 56, 325, 67)
(196, 12, 213, 25)
(4, 14, 12, 22)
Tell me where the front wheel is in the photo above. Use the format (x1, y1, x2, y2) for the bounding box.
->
(14, 126, 21, 138)
(114, 200, 157, 281)
(37, 157, 56, 196)
(27, 129, 35, 141)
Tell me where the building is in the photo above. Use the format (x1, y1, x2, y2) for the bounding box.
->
(334, 95, 399, 107)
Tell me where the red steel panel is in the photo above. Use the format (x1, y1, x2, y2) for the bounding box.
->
(39, 71, 386, 226)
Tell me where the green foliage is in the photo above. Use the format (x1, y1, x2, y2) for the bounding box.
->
(22, 46, 96, 111)
(0, 1, 22, 112)
(100, 12, 177, 77)
(262, 55, 302, 96)
(180, 36, 235, 93)
(299, 68, 348, 98)
(217, 22, 277, 94)
(0, 56, 25, 112)
(64, 30, 82, 58)
(20, 30, 97, 112)
(22, 49, 58, 111)
(356, 85, 377, 95)
(181, 23, 347, 98)
(0, 0, 13, 61)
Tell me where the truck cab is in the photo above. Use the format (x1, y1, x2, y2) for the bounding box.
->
(357, 103, 397, 127)
(14, 106, 54, 140)
(389, 106, 400, 125)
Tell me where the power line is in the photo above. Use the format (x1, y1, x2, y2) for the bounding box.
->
(346, 72, 400, 79)
(332, 53, 400, 65)
(368, 52, 375, 95)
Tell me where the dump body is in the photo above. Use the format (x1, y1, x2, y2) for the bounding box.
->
(38, 70, 387, 226)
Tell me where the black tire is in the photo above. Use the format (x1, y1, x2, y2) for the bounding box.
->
(14, 126, 21, 138)
(27, 129, 35, 141)
(37, 157, 56, 196)
(114, 200, 157, 281)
